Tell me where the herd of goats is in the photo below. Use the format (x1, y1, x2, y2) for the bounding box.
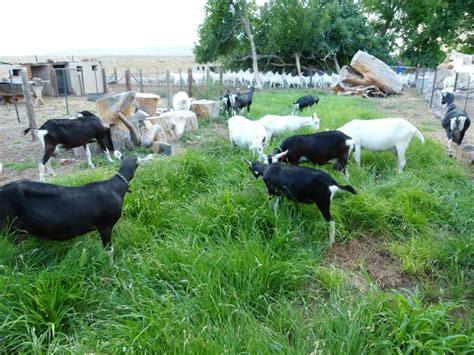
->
(154, 68, 417, 89)
(0, 88, 470, 264)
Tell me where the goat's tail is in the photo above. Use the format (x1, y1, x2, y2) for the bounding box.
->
(338, 184, 357, 195)
(414, 128, 425, 144)
(23, 127, 35, 135)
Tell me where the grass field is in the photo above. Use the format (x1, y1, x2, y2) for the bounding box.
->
(1, 90, 473, 353)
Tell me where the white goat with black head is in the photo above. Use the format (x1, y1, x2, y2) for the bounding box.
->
(337, 118, 424, 172)
(441, 92, 471, 157)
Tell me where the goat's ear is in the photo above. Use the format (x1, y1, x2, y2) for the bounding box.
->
(137, 154, 154, 164)
(241, 157, 251, 167)
(114, 150, 123, 162)
(274, 150, 288, 160)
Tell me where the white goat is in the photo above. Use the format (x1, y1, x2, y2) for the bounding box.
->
(259, 113, 320, 142)
(338, 118, 424, 172)
(228, 115, 268, 156)
(172, 91, 192, 111)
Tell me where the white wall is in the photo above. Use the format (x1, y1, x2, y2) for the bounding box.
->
(67, 61, 105, 95)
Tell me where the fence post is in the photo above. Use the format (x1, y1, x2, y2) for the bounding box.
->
(414, 64, 419, 88)
(9, 70, 21, 123)
(188, 69, 193, 98)
(125, 70, 132, 91)
(420, 68, 426, 94)
(139, 69, 144, 93)
(429, 69, 438, 108)
(465, 75, 471, 111)
(20, 68, 37, 136)
(102, 68, 108, 94)
(63, 69, 70, 114)
(219, 69, 224, 95)
(179, 69, 183, 91)
(114, 67, 118, 83)
(453, 72, 459, 92)
(166, 70, 172, 110)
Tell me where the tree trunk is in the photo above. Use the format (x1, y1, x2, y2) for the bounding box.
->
(333, 53, 341, 73)
(240, 9, 262, 90)
(295, 53, 302, 77)
(350, 50, 402, 94)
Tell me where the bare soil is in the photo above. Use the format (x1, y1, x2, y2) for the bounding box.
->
(325, 236, 413, 290)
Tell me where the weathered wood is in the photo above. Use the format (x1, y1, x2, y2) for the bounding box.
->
(191, 100, 220, 120)
(20, 68, 37, 139)
(166, 70, 171, 110)
(125, 70, 132, 91)
(339, 65, 370, 87)
(188, 69, 193, 98)
(350, 51, 402, 94)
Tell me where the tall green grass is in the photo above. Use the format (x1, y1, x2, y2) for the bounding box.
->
(0, 91, 472, 353)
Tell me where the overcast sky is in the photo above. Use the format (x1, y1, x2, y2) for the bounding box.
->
(1, 0, 211, 56)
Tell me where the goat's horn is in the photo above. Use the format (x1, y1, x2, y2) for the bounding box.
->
(241, 157, 251, 166)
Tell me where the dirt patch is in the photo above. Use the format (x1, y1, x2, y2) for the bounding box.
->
(326, 236, 413, 290)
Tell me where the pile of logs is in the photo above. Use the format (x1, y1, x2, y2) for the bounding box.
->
(332, 50, 403, 98)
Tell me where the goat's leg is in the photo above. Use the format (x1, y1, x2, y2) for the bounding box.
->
(97, 140, 114, 163)
(339, 152, 350, 179)
(354, 144, 362, 167)
(315, 198, 335, 246)
(84, 144, 95, 168)
(39, 145, 55, 182)
(396, 143, 408, 173)
(46, 160, 55, 176)
(99, 226, 114, 267)
(447, 138, 453, 157)
(270, 196, 281, 217)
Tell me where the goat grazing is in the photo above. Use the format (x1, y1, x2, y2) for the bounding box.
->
(24, 111, 117, 182)
(0, 156, 140, 265)
(293, 95, 319, 113)
(243, 157, 356, 246)
(262, 131, 354, 177)
(441, 92, 471, 157)
(259, 113, 320, 142)
(337, 118, 424, 172)
(234, 86, 256, 114)
(228, 115, 268, 155)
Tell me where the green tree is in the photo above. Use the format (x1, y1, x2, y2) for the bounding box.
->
(260, 0, 312, 76)
(362, 0, 474, 67)
(194, 0, 263, 88)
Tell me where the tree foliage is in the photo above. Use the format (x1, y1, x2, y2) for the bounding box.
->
(362, 0, 474, 67)
(194, 0, 471, 72)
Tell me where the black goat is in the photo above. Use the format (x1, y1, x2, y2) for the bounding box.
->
(234, 86, 256, 114)
(23, 111, 116, 181)
(0, 156, 139, 265)
(441, 92, 471, 157)
(262, 130, 355, 177)
(243, 159, 356, 245)
(293, 95, 319, 113)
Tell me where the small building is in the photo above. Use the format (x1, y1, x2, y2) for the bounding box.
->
(1, 60, 106, 97)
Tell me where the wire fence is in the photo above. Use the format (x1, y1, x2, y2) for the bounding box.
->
(415, 68, 473, 119)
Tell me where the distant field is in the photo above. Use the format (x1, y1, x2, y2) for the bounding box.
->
(0, 90, 472, 353)
(1, 55, 199, 76)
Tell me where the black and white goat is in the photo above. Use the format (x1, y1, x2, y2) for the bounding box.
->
(261, 131, 354, 177)
(293, 95, 319, 114)
(24, 111, 117, 182)
(234, 86, 256, 114)
(441, 92, 471, 157)
(243, 158, 356, 246)
(0, 156, 140, 265)
(221, 90, 237, 117)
